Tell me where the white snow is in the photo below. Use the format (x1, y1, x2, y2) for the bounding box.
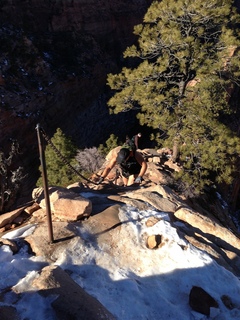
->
(0, 194, 240, 320)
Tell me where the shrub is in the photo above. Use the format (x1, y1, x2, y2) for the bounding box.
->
(75, 147, 105, 175)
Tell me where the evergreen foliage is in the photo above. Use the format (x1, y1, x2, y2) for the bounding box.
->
(0, 142, 26, 214)
(98, 134, 121, 156)
(107, 0, 240, 195)
(36, 128, 78, 187)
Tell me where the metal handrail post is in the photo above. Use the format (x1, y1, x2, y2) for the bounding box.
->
(36, 124, 54, 243)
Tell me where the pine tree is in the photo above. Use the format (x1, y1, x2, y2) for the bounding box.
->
(98, 133, 121, 156)
(36, 128, 78, 187)
(107, 0, 240, 195)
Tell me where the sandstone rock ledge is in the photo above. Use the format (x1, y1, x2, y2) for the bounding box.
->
(31, 265, 115, 320)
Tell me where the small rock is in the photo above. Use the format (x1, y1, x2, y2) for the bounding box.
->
(189, 286, 219, 316)
(147, 234, 162, 249)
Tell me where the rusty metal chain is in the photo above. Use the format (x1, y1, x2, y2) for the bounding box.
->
(39, 126, 98, 185)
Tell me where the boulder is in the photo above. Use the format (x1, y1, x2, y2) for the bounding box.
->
(174, 207, 240, 251)
(0, 238, 18, 254)
(163, 159, 182, 172)
(147, 234, 163, 249)
(136, 184, 183, 203)
(189, 286, 219, 316)
(0, 206, 26, 228)
(24, 202, 41, 214)
(125, 190, 177, 213)
(145, 162, 169, 184)
(33, 187, 92, 221)
(105, 146, 122, 161)
(28, 265, 116, 320)
(25, 221, 78, 260)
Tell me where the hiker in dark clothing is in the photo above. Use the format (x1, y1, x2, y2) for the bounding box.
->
(125, 132, 142, 150)
(97, 147, 147, 186)
(132, 132, 142, 149)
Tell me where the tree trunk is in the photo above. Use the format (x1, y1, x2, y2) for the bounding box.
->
(172, 140, 179, 163)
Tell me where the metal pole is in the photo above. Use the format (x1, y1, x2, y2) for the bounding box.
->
(36, 124, 54, 243)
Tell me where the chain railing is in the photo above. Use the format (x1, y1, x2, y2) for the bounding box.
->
(35, 124, 102, 243)
(38, 125, 98, 185)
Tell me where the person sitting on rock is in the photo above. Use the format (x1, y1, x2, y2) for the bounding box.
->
(97, 147, 147, 187)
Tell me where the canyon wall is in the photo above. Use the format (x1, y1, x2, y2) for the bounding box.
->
(0, 0, 153, 202)
(0, 0, 239, 211)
